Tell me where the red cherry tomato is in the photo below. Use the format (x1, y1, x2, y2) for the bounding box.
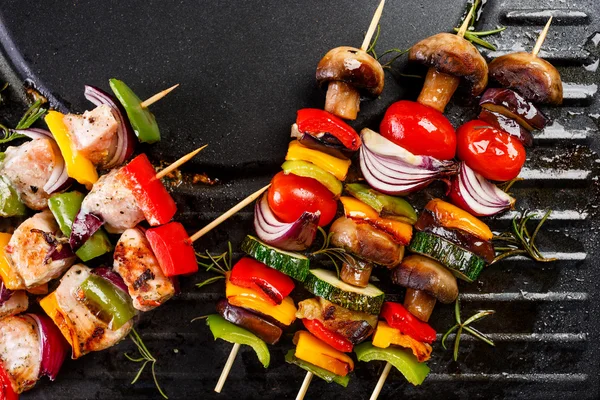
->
(380, 100, 456, 160)
(456, 120, 526, 182)
(268, 171, 337, 226)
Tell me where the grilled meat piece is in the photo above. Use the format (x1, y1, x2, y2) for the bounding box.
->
(0, 315, 41, 393)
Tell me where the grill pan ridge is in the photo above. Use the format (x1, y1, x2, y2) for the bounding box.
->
(0, 0, 599, 399)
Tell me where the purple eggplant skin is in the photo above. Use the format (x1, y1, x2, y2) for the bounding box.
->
(479, 88, 548, 131)
(478, 110, 534, 147)
(216, 298, 283, 345)
(291, 124, 353, 160)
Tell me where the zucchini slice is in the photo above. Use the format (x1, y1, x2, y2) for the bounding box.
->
(303, 269, 384, 315)
(241, 235, 310, 282)
(408, 231, 486, 282)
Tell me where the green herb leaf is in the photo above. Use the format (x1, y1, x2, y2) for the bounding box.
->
(0, 125, 25, 144)
(16, 99, 47, 129)
(125, 328, 168, 399)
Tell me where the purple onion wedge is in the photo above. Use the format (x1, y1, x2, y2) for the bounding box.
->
(254, 193, 319, 251)
(69, 210, 105, 251)
(359, 128, 458, 196)
(0, 279, 13, 306)
(92, 267, 129, 293)
(449, 162, 515, 217)
(291, 123, 352, 160)
(27, 313, 69, 381)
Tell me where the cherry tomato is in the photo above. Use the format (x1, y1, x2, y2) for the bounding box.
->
(268, 171, 337, 226)
(456, 120, 526, 182)
(380, 100, 456, 160)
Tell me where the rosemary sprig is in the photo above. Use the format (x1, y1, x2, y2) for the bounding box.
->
(0, 82, 8, 105)
(378, 48, 411, 69)
(455, 0, 506, 50)
(492, 210, 556, 264)
(16, 98, 47, 129)
(195, 242, 233, 288)
(124, 328, 168, 399)
(0, 125, 25, 144)
(442, 298, 495, 361)
(310, 227, 359, 278)
(366, 24, 381, 59)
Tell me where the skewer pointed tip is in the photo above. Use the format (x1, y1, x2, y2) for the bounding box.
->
(360, 0, 386, 51)
(155, 144, 208, 180)
(457, 2, 477, 38)
(532, 16, 553, 57)
(141, 83, 180, 108)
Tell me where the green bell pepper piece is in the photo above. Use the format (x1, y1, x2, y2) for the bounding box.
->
(345, 183, 418, 224)
(284, 349, 349, 387)
(109, 78, 161, 143)
(281, 160, 342, 197)
(0, 176, 26, 217)
(354, 342, 430, 386)
(80, 274, 136, 330)
(206, 315, 270, 368)
(48, 191, 112, 262)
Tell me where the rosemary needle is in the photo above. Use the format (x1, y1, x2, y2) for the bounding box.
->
(195, 242, 233, 288)
(125, 328, 168, 399)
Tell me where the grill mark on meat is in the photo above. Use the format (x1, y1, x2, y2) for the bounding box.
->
(133, 269, 155, 290)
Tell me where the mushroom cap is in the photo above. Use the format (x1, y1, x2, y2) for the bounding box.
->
(316, 46, 385, 97)
(392, 254, 458, 304)
(488, 52, 563, 105)
(409, 33, 488, 96)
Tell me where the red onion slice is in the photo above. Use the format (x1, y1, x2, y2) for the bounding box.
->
(69, 210, 105, 251)
(254, 193, 319, 251)
(359, 128, 458, 195)
(84, 85, 135, 168)
(0, 279, 13, 306)
(449, 162, 515, 216)
(92, 267, 129, 293)
(27, 313, 69, 381)
(14, 128, 72, 194)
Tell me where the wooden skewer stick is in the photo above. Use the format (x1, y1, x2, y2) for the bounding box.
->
(532, 16, 553, 57)
(155, 144, 208, 180)
(214, 343, 241, 393)
(189, 184, 271, 242)
(295, 372, 314, 400)
(360, 0, 386, 51)
(456, 3, 476, 38)
(140, 84, 180, 108)
(369, 362, 392, 400)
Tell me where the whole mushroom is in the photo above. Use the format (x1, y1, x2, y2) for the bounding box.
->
(391, 254, 458, 322)
(316, 46, 385, 120)
(409, 32, 488, 113)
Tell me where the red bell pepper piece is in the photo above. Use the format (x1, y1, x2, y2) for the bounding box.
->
(302, 318, 353, 353)
(146, 222, 197, 277)
(297, 108, 361, 151)
(229, 257, 294, 305)
(121, 154, 177, 226)
(0, 363, 18, 400)
(380, 302, 436, 344)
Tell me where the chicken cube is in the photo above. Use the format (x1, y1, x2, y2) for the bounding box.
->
(0, 315, 41, 393)
(0, 291, 28, 321)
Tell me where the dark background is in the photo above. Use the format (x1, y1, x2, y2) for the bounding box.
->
(0, 0, 599, 399)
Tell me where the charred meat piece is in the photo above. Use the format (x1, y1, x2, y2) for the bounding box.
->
(0, 315, 41, 393)
(216, 298, 283, 345)
(113, 227, 176, 311)
(63, 105, 119, 168)
(80, 169, 144, 233)
(415, 209, 495, 263)
(0, 138, 61, 210)
(5, 210, 75, 290)
(330, 216, 405, 267)
(488, 52, 563, 105)
(54, 264, 133, 359)
(296, 297, 377, 344)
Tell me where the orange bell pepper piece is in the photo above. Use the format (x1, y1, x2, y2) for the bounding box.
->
(0, 233, 22, 290)
(340, 196, 413, 245)
(39, 292, 79, 358)
(293, 331, 354, 376)
(425, 199, 493, 241)
(372, 321, 432, 362)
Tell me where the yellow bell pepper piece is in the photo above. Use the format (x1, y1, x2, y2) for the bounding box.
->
(45, 111, 98, 189)
(340, 196, 413, 245)
(372, 321, 432, 362)
(225, 273, 297, 326)
(425, 199, 493, 241)
(40, 292, 78, 358)
(285, 140, 351, 181)
(0, 232, 22, 290)
(293, 331, 354, 376)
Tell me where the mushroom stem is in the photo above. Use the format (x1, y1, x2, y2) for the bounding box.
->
(325, 81, 361, 120)
(340, 260, 373, 288)
(417, 67, 460, 113)
(532, 16, 553, 57)
(404, 288, 437, 322)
